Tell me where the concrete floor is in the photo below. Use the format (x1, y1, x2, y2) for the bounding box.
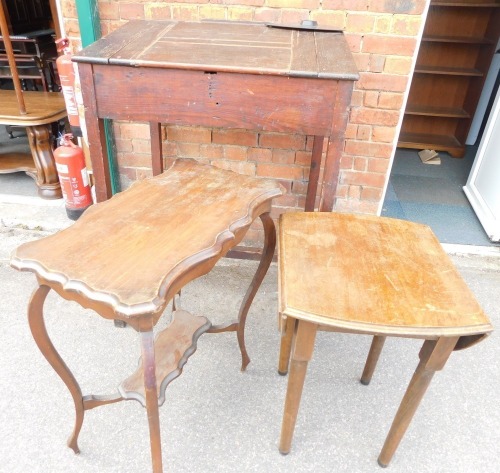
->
(0, 221, 499, 473)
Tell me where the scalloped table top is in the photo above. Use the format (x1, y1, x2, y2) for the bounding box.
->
(11, 159, 284, 317)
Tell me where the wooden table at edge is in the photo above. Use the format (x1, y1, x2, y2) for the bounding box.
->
(73, 20, 359, 211)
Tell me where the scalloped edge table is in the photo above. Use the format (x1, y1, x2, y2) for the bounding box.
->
(11, 158, 284, 472)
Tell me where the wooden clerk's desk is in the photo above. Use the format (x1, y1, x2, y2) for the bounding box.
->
(73, 20, 359, 210)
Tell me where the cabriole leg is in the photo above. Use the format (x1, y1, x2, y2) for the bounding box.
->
(27, 285, 84, 454)
(236, 212, 276, 371)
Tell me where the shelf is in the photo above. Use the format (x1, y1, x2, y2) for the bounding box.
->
(423, 35, 495, 44)
(432, 1, 500, 7)
(119, 310, 211, 407)
(414, 65, 483, 76)
(404, 105, 470, 118)
(0, 152, 36, 174)
(398, 132, 464, 157)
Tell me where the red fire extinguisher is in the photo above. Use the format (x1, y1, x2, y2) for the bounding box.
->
(54, 134, 93, 220)
(55, 38, 82, 137)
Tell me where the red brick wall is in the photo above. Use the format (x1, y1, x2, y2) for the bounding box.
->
(61, 1, 428, 245)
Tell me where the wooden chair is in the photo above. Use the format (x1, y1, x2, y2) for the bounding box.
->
(277, 212, 492, 467)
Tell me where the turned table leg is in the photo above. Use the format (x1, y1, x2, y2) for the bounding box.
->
(26, 125, 62, 199)
(27, 285, 84, 453)
(140, 329, 163, 473)
(378, 336, 459, 467)
(279, 320, 318, 455)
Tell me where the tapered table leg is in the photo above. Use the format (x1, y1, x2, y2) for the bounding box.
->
(360, 335, 386, 385)
(279, 320, 318, 455)
(140, 329, 163, 473)
(378, 337, 459, 467)
(28, 285, 84, 454)
(235, 212, 276, 371)
(278, 316, 296, 376)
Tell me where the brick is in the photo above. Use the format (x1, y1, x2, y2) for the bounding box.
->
(357, 72, 408, 92)
(345, 140, 393, 158)
(228, 7, 254, 21)
(364, 90, 380, 108)
(171, 6, 198, 20)
(266, 0, 320, 8)
(61, 2, 77, 17)
(275, 194, 299, 208)
(392, 15, 421, 35)
(119, 123, 150, 140)
(372, 126, 396, 143)
(257, 163, 303, 180)
(145, 5, 172, 20)
(99, 2, 119, 20)
(353, 157, 367, 171)
(384, 56, 412, 75)
(311, 11, 346, 29)
(199, 6, 227, 19)
(259, 133, 305, 150)
(378, 92, 404, 110)
(162, 142, 178, 158)
(132, 139, 152, 154)
(369, 54, 386, 73)
(119, 167, 137, 185)
(295, 150, 312, 166)
(167, 126, 211, 143)
(348, 185, 362, 199)
(323, 0, 369, 10)
(281, 9, 310, 24)
(344, 34, 363, 53)
(363, 35, 416, 56)
(334, 198, 379, 215)
(213, 129, 258, 147)
(353, 53, 370, 72)
(119, 3, 144, 20)
(335, 184, 349, 199)
(248, 147, 272, 163)
(345, 123, 358, 140)
(341, 170, 386, 188)
(254, 8, 281, 22)
(350, 89, 364, 107)
(118, 152, 152, 168)
(223, 146, 248, 161)
(361, 186, 384, 201)
(272, 149, 296, 165)
(212, 160, 256, 176)
(114, 138, 133, 153)
(356, 124, 372, 140)
(200, 144, 224, 160)
(218, 0, 265, 6)
(368, 157, 390, 173)
(340, 154, 354, 169)
(291, 180, 308, 195)
(346, 13, 376, 33)
(370, 0, 426, 15)
(374, 15, 391, 34)
(177, 142, 201, 157)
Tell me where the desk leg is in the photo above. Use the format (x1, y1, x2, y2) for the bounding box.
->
(26, 125, 62, 199)
(237, 212, 276, 371)
(27, 285, 84, 454)
(279, 320, 317, 455)
(140, 329, 163, 473)
(378, 337, 458, 467)
(278, 316, 296, 376)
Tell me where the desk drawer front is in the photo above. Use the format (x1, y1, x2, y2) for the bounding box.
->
(88, 65, 337, 136)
